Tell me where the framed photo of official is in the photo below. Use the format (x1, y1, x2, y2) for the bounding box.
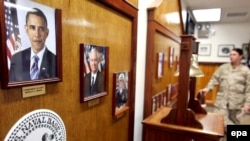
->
(157, 52, 164, 78)
(198, 44, 211, 56)
(112, 71, 129, 116)
(218, 44, 235, 57)
(169, 46, 174, 68)
(0, 0, 62, 88)
(80, 44, 109, 103)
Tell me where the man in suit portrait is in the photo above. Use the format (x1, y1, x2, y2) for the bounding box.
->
(9, 8, 56, 82)
(84, 48, 105, 97)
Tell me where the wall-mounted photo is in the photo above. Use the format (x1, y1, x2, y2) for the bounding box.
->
(169, 46, 174, 68)
(112, 72, 129, 116)
(198, 44, 211, 56)
(157, 52, 164, 78)
(218, 44, 234, 57)
(80, 44, 108, 102)
(151, 96, 157, 114)
(0, 0, 62, 88)
(175, 56, 179, 75)
(151, 91, 166, 114)
(242, 43, 250, 67)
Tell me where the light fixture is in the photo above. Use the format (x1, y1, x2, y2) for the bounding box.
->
(174, 54, 204, 77)
(197, 23, 202, 30)
(192, 8, 221, 22)
(189, 54, 204, 77)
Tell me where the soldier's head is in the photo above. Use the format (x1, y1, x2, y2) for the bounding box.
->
(230, 48, 243, 65)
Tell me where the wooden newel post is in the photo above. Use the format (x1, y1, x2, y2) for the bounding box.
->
(161, 35, 202, 129)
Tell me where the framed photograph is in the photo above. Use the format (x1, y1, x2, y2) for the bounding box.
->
(166, 84, 171, 105)
(151, 96, 156, 114)
(218, 44, 235, 57)
(0, 0, 62, 88)
(157, 52, 164, 78)
(175, 56, 179, 74)
(162, 91, 167, 106)
(80, 44, 108, 102)
(112, 72, 129, 116)
(169, 46, 174, 68)
(198, 44, 211, 56)
(242, 43, 250, 67)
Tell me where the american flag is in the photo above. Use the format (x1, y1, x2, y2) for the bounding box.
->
(4, 0, 22, 69)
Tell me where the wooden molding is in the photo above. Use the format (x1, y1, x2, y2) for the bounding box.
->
(96, 1, 138, 140)
(144, 4, 181, 118)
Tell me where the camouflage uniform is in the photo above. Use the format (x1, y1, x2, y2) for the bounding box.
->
(205, 63, 250, 126)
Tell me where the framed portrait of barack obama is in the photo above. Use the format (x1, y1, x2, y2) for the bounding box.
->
(80, 44, 109, 102)
(0, 0, 62, 88)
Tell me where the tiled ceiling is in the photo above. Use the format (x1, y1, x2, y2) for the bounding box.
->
(185, 0, 250, 23)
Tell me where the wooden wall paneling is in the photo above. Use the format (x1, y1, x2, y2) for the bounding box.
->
(178, 0, 185, 34)
(196, 63, 221, 105)
(152, 0, 183, 36)
(96, 1, 138, 141)
(153, 33, 180, 93)
(144, 0, 182, 119)
(0, 0, 137, 141)
(124, 0, 138, 8)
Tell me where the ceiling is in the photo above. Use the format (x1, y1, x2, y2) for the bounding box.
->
(185, 0, 250, 23)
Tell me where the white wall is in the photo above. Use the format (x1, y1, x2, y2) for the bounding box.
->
(134, 2, 250, 141)
(133, 0, 154, 141)
(196, 22, 250, 62)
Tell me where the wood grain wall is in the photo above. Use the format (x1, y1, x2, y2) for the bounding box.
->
(143, 0, 182, 118)
(0, 0, 137, 141)
(196, 63, 221, 104)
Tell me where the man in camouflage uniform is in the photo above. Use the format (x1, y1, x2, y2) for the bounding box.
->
(200, 48, 250, 128)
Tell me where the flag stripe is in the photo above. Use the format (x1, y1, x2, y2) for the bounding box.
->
(4, 0, 21, 70)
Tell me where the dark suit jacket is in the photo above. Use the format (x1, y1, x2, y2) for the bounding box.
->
(9, 47, 56, 82)
(84, 71, 104, 97)
(116, 88, 128, 108)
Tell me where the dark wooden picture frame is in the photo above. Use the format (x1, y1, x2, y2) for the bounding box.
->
(242, 43, 250, 67)
(0, 0, 62, 88)
(198, 44, 211, 56)
(80, 44, 108, 102)
(157, 52, 164, 78)
(112, 71, 129, 116)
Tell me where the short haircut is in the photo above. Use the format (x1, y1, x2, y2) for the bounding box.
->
(88, 48, 100, 61)
(232, 48, 243, 56)
(26, 8, 47, 27)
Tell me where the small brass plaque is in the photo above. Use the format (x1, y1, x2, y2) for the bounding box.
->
(22, 84, 46, 98)
(88, 99, 100, 107)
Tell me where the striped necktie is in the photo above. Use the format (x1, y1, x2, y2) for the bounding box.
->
(30, 55, 39, 80)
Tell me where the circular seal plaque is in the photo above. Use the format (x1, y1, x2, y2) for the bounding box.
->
(4, 109, 66, 141)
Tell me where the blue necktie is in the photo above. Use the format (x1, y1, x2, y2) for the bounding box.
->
(30, 55, 39, 80)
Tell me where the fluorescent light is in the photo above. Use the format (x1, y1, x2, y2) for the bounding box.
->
(192, 8, 221, 22)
